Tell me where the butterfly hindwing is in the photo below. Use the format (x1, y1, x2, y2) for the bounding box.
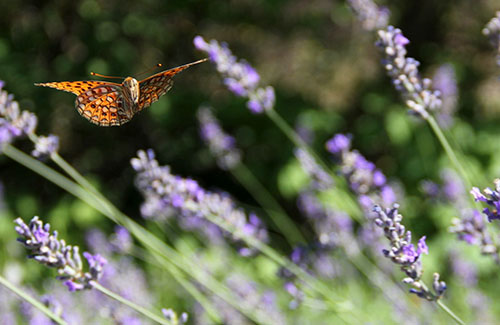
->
(76, 87, 130, 126)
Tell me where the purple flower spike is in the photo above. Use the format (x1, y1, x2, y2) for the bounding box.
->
(373, 204, 446, 301)
(132, 149, 268, 255)
(327, 133, 396, 211)
(194, 35, 275, 114)
(347, 0, 390, 31)
(15, 217, 105, 291)
(376, 26, 442, 119)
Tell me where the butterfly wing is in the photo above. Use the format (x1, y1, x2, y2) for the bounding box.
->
(137, 58, 208, 112)
(75, 85, 132, 126)
(34, 80, 120, 96)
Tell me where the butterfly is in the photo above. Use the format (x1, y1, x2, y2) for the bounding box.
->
(35, 58, 208, 127)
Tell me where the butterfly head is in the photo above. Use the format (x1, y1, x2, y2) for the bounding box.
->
(123, 77, 139, 104)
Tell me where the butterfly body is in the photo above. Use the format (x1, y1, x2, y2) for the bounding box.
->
(35, 58, 207, 126)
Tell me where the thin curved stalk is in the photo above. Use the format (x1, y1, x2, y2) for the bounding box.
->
(231, 163, 306, 245)
(436, 299, 466, 325)
(0, 274, 67, 325)
(92, 282, 170, 324)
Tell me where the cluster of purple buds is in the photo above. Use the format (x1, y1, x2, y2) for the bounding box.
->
(471, 179, 500, 222)
(376, 26, 442, 119)
(0, 81, 37, 149)
(131, 149, 268, 255)
(197, 106, 241, 170)
(294, 148, 333, 190)
(31, 134, 59, 159)
(483, 12, 500, 66)
(346, 0, 390, 31)
(373, 204, 446, 300)
(14, 216, 107, 291)
(326, 133, 395, 210)
(194, 36, 275, 114)
(449, 210, 498, 259)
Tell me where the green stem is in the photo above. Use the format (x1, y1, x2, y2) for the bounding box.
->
(265, 109, 361, 218)
(0, 274, 67, 324)
(436, 300, 465, 325)
(426, 116, 471, 192)
(143, 248, 222, 323)
(231, 163, 306, 245)
(200, 212, 357, 321)
(92, 282, 170, 324)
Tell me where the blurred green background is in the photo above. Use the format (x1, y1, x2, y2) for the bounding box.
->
(2, 0, 500, 321)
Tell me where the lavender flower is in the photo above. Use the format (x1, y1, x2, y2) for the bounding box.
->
(14, 216, 107, 291)
(373, 204, 446, 300)
(432, 64, 458, 128)
(470, 179, 500, 222)
(31, 134, 59, 159)
(449, 210, 498, 258)
(376, 26, 442, 119)
(297, 190, 352, 248)
(109, 225, 133, 254)
(131, 149, 268, 254)
(194, 36, 275, 113)
(483, 12, 500, 66)
(347, 0, 390, 31)
(326, 133, 396, 210)
(197, 106, 241, 170)
(294, 148, 333, 190)
(0, 81, 37, 149)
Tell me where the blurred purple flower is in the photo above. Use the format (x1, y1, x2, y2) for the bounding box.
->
(31, 134, 59, 159)
(449, 210, 498, 260)
(197, 106, 242, 170)
(432, 64, 458, 128)
(326, 133, 351, 154)
(294, 148, 333, 190)
(14, 216, 106, 291)
(194, 36, 275, 114)
(132, 149, 268, 254)
(347, 0, 390, 31)
(0, 82, 37, 150)
(376, 26, 442, 119)
(327, 133, 396, 211)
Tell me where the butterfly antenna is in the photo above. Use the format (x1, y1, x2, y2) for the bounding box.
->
(90, 72, 124, 80)
(136, 63, 163, 78)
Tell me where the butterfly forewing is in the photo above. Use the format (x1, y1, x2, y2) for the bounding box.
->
(35, 81, 119, 96)
(136, 58, 208, 112)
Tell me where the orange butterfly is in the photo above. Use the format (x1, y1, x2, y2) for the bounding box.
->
(35, 58, 207, 126)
